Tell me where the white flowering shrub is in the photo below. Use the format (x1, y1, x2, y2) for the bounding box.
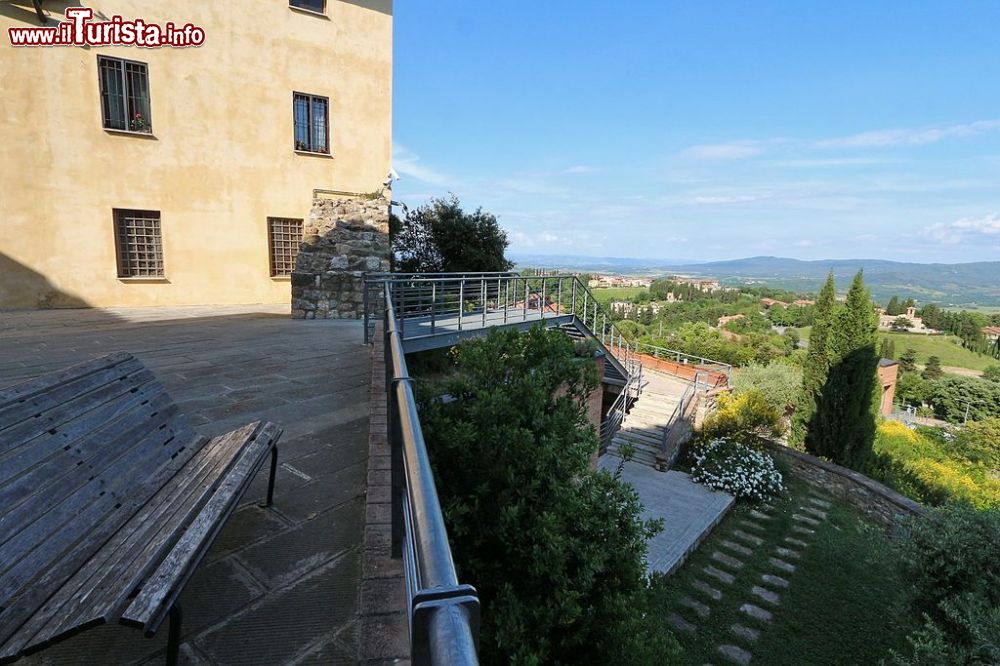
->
(691, 437, 785, 501)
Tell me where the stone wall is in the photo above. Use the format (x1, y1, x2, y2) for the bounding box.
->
(764, 441, 929, 527)
(291, 197, 391, 319)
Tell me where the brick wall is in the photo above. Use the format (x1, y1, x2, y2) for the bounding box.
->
(358, 323, 410, 664)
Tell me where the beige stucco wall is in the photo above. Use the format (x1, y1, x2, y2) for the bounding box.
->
(0, 0, 392, 308)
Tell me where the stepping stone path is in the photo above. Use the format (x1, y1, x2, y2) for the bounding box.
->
(667, 493, 834, 665)
(721, 539, 754, 556)
(730, 623, 761, 642)
(733, 530, 764, 546)
(680, 596, 712, 618)
(704, 565, 735, 585)
(761, 573, 790, 589)
(712, 551, 745, 570)
(751, 585, 780, 605)
(693, 579, 723, 601)
(718, 644, 752, 665)
(668, 612, 696, 632)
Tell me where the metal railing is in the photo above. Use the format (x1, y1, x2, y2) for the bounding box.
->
(381, 282, 480, 666)
(636, 342, 733, 387)
(365, 273, 643, 393)
(657, 370, 710, 465)
(599, 364, 642, 449)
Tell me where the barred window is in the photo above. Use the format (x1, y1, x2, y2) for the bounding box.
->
(98, 56, 152, 133)
(289, 0, 325, 13)
(114, 209, 164, 278)
(293, 93, 329, 154)
(268, 217, 303, 276)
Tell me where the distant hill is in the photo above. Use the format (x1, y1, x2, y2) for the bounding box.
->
(662, 256, 1000, 307)
(512, 254, 1000, 307)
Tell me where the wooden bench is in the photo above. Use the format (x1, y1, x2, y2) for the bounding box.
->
(0, 352, 282, 665)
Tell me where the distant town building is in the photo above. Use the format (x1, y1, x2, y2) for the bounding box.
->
(588, 275, 652, 289)
(672, 276, 722, 293)
(878, 307, 935, 334)
(717, 313, 745, 328)
(983, 326, 1000, 343)
(760, 298, 789, 309)
(793, 299, 815, 307)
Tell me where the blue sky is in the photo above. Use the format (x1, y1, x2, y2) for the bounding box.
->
(391, 1, 1000, 263)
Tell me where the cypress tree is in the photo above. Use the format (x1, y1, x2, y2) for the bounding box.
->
(791, 272, 837, 447)
(809, 269, 880, 468)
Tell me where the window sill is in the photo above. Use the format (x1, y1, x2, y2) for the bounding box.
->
(104, 128, 157, 139)
(293, 149, 333, 158)
(118, 277, 169, 283)
(288, 5, 329, 19)
(270, 275, 292, 281)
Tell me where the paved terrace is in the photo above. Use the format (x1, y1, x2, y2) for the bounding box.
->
(1, 305, 371, 665)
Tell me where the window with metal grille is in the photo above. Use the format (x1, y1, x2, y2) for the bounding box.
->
(289, 0, 325, 13)
(268, 217, 303, 276)
(114, 209, 164, 278)
(293, 93, 329, 154)
(98, 56, 152, 133)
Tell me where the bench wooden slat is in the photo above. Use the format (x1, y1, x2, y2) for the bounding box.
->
(121, 422, 281, 633)
(0, 353, 283, 662)
(0, 420, 197, 604)
(0, 352, 132, 405)
(0, 428, 204, 654)
(12, 425, 256, 652)
(0, 356, 144, 440)
(0, 391, 181, 550)
(0, 365, 154, 462)
(0, 391, 179, 516)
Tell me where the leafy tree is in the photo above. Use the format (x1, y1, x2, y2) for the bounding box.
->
(927, 376, 1000, 423)
(899, 348, 919, 373)
(952, 418, 1000, 468)
(879, 337, 896, 360)
(896, 372, 932, 407)
(791, 272, 837, 447)
(891, 316, 913, 331)
(886, 296, 902, 316)
(809, 269, 880, 468)
(984, 365, 1000, 382)
(416, 326, 678, 665)
(922, 356, 944, 380)
(392, 195, 514, 273)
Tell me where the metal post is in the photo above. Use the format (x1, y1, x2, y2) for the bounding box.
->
(166, 605, 182, 666)
(431, 282, 437, 335)
(523, 279, 528, 321)
(583, 291, 588, 326)
(540, 277, 546, 316)
(481, 279, 487, 326)
(263, 446, 278, 507)
(571, 279, 577, 316)
(458, 280, 464, 331)
(602, 314, 607, 343)
(557, 279, 562, 314)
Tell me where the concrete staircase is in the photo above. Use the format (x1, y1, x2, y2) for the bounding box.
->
(606, 371, 692, 468)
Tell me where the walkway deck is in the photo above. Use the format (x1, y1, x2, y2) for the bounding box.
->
(599, 457, 734, 576)
(1, 305, 370, 664)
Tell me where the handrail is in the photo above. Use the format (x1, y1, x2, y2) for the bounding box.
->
(365, 273, 643, 398)
(658, 370, 708, 463)
(382, 283, 480, 666)
(636, 342, 732, 387)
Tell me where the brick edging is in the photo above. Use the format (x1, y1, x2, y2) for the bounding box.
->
(358, 323, 410, 664)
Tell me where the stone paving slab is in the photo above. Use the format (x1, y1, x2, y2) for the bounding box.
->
(598, 458, 734, 575)
(1, 306, 370, 665)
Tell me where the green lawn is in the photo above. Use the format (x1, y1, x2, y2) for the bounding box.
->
(648, 476, 918, 665)
(878, 331, 994, 372)
(791, 327, 994, 373)
(590, 286, 648, 304)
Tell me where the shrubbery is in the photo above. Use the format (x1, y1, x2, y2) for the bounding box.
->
(417, 326, 679, 665)
(868, 421, 1000, 509)
(892, 505, 1000, 665)
(699, 390, 786, 443)
(731, 362, 803, 418)
(690, 437, 785, 501)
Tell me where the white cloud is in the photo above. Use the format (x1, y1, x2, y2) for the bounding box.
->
(391, 143, 454, 187)
(922, 213, 1000, 244)
(814, 120, 1000, 149)
(681, 142, 763, 160)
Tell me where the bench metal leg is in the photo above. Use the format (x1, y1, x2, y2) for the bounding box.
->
(166, 605, 182, 666)
(264, 446, 278, 507)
